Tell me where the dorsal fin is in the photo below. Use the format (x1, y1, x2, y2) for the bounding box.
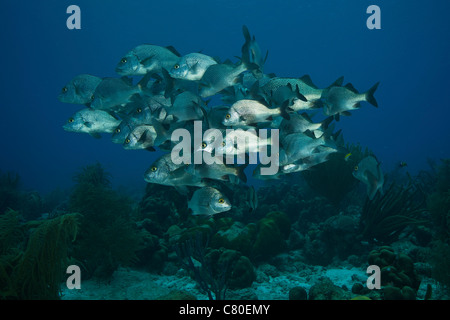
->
(327, 76, 344, 88)
(242, 25, 251, 41)
(165, 45, 181, 57)
(300, 112, 313, 123)
(303, 129, 316, 139)
(299, 75, 318, 89)
(344, 83, 359, 93)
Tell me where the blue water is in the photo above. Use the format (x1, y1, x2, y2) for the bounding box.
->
(1, 0, 449, 194)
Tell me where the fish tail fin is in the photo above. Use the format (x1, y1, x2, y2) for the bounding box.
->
(160, 68, 175, 98)
(310, 99, 324, 110)
(242, 25, 251, 42)
(365, 170, 380, 200)
(280, 99, 294, 120)
(136, 72, 154, 94)
(241, 25, 264, 79)
(320, 116, 334, 131)
(365, 82, 380, 107)
(321, 125, 343, 150)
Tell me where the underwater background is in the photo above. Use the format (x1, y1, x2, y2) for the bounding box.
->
(0, 0, 449, 300)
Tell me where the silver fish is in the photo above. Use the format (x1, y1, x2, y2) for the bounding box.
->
(116, 44, 181, 76)
(90, 76, 148, 112)
(188, 187, 231, 216)
(169, 52, 217, 81)
(320, 82, 379, 118)
(63, 108, 121, 139)
(222, 99, 289, 127)
(186, 161, 247, 184)
(280, 131, 335, 165)
(279, 113, 333, 139)
(58, 74, 102, 105)
(123, 125, 157, 151)
(352, 155, 384, 200)
(199, 62, 249, 98)
(258, 75, 343, 111)
(159, 91, 205, 123)
(241, 25, 267, 79)
(280, 149, 334, 174)
(200, 128, 271, 157)
(144, 153, 205, 188)
(260, 75, 325, 102)
(111, 118, 137, 144)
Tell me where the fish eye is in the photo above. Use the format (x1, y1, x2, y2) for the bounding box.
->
(202, 142, 207, 148)
(151, 166, 157, 172)
(68, 118, 74, 123)
(173, 64, 180, 69)
(61, 87, 68, 93)
(121, 58, 127, 64)
(354, 166, 358, 171)
(136, 108, 142, 113)
(125, 138, 131, 144)
(218, 198, 225, 204)
(90, 95, 95, 101)
(115, 128, 121, 133)
(221, 142, 226, 147)
(225, 114, 231, 119)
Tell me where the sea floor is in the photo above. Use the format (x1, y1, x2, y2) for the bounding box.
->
(60, 254, 446, 300)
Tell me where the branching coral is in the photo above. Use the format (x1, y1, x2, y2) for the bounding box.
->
(73, 162, 111, 188)
(359, 182, 427, 244)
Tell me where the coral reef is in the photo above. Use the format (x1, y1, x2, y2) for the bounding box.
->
(69, 163, 143, 279)
(289, 286, 308, 300)
(174, 233, 229, 300)
(308, 277, 352, 300)
(252, 211, 291, 261)
(0, 209, 79, 299)
(368, 246, 421, 300)
(423, 159, 450, 291)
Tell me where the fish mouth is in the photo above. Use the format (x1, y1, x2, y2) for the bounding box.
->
(62, 124, 75, 132)
(115, 66, 130, 76)
(57, 94, 68, 103)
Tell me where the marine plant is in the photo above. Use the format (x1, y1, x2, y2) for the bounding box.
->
(359, 182, 427, 244)
(137, 182, 189, 233)
(69, 163, 143, 279)
(426, 159, 450, 289)
(301, 143, 372, 205)
(251, 211, 291, 261)
(427, 159, 450, 241)
(174, 233, 229, 300)
(429, 240, 450, 291)
(13, 213, 79, 299)
(0, 209, 79, 299)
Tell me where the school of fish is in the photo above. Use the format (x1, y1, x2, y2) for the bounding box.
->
(59, 26, 382, 216)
